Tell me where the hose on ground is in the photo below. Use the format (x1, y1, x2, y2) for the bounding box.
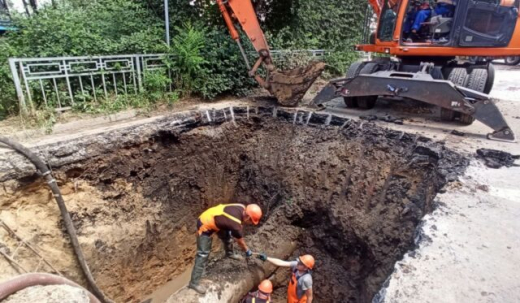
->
(0, 273, 101, 303)
(0, 136, 113, 303)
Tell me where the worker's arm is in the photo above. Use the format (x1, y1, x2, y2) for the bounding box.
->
(306, 288, 313, 303)
(265, 256, 293, 267)
(235, 237, 249, 252)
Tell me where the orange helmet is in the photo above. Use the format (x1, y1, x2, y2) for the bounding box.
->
(299, 255, 315, 270)
(258, 279, 273, 294)
(245, 204, 262, 225)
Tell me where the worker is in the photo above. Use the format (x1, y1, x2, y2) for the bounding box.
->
(188, 203, 263, 294)
(403, 0, 422, 39)
(257, 253, 315, 303)
(241, 279, 273, 303)
(411, 0, 456, 34)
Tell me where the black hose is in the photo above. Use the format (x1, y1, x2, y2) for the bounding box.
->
(0, 136, 113, 303)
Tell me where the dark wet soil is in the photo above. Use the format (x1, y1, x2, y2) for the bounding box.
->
(5, 107, 468, 302)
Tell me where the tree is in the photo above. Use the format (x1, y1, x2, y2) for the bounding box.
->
(21, 0, 31, 17)
(29, 0, 38, 12)
(0, 0, 10, 17)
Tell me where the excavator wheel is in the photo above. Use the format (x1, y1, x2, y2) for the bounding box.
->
(448, 67, 469, 86)
(344, 97, 358, 108)
(357, 96, 378, 109)
(484, 63, 495, 94)
(343, 62, 365, 108)
(359, 62, 379, 75)
(441, 68, 469, 121)
(344, 62, 379, 109)
(346, 61, 365, 78)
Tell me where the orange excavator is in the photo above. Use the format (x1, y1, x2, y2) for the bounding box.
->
(218, 0, 516, 141)
(215, 0, 326, 107)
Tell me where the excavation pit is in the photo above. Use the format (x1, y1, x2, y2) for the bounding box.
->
(0, 107, 468, 303)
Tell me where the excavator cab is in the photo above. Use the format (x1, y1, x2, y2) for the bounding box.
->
(313, 0, 519, 142)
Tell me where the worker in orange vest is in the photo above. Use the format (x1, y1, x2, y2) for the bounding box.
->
(257, 254, 314, 303)
(188, 203, 263, 294)
(241, 279, 273, 303)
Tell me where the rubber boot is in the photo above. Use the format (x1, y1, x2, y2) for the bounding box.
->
(188, 234, 212, 294)
(221, 232, 243, 261)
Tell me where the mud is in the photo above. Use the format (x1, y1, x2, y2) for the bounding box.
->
(476, 148, 520, 169)
(0, 107, 468, 303)
(269, 62, 326, 107)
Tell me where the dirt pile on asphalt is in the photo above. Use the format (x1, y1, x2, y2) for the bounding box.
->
(477, 148, 519, 169)
(0, 107, 468, 302)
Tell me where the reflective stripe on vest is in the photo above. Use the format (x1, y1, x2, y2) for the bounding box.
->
(251, 297, 270, 303)
(198, 203, 245, 235)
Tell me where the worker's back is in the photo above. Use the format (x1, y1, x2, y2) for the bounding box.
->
(241, 291, 270, 303)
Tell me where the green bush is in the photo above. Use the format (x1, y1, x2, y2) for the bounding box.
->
(0, 0, 366, 119)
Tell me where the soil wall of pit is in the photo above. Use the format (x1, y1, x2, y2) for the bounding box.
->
(0, 107, 467, 302)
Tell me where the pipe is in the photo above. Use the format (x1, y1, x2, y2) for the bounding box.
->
(168, 210, 302, 303)
(0, 136, 113, 303)
(0, 273, 101, 303)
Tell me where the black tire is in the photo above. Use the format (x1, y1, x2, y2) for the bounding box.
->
(357, 96, 378, 109)
(343, 97, 358, 108)
(346, 61, 365, 78)
(504, 56, 520, 66)
(359, 62, 379, 75)
(459, 113, 475, 125)
(440, 108, 455, 121)
(448, 67, 469, 86)
(467, 68, 488, 93)
(484, 63, 495, 94)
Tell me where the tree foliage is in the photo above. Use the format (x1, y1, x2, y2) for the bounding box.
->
(0, 0, 365, 118)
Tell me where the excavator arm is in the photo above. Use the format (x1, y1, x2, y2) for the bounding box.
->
(216, 0, 325, 106)
(368, 0, 383, 15)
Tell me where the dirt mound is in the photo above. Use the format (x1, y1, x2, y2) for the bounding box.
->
(477, 148, 519, 169)
(0, 107, 468, 302)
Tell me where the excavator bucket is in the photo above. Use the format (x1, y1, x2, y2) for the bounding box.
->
(268, 62, 326, 107)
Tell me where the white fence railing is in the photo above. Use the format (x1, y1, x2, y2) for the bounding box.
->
(9, 54, 172, 113)
(9, 50, 331, 114)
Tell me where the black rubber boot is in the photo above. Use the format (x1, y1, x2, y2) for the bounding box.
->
(219, 230, 243, 260)
(188, 283, 207, 295)
(188, 234, 212, 294)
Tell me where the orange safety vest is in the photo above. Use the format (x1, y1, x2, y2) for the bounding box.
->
(287, 269, 310, 303)
(197, 204, 245, 235)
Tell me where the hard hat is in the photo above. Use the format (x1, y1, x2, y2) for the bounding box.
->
(258, 279, 273, 294)
(246, 204, 262, 225)
(298, 255, 315, 270)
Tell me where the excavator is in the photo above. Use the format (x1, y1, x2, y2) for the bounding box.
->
(217, 0, 517, 141)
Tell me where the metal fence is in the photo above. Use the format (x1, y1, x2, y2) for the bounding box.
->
(9, 54, 172, 114)
(9, 50, 330, 114)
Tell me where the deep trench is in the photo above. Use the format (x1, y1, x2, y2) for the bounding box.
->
(2, 108, 468, 303)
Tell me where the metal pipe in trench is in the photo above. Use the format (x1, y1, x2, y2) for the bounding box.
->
(0, 136, 112, 303)
(0, 273, 101, 303)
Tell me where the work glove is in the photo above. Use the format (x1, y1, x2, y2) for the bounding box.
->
(256, 253, 267, 262)
(245, 249, 253, 258)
